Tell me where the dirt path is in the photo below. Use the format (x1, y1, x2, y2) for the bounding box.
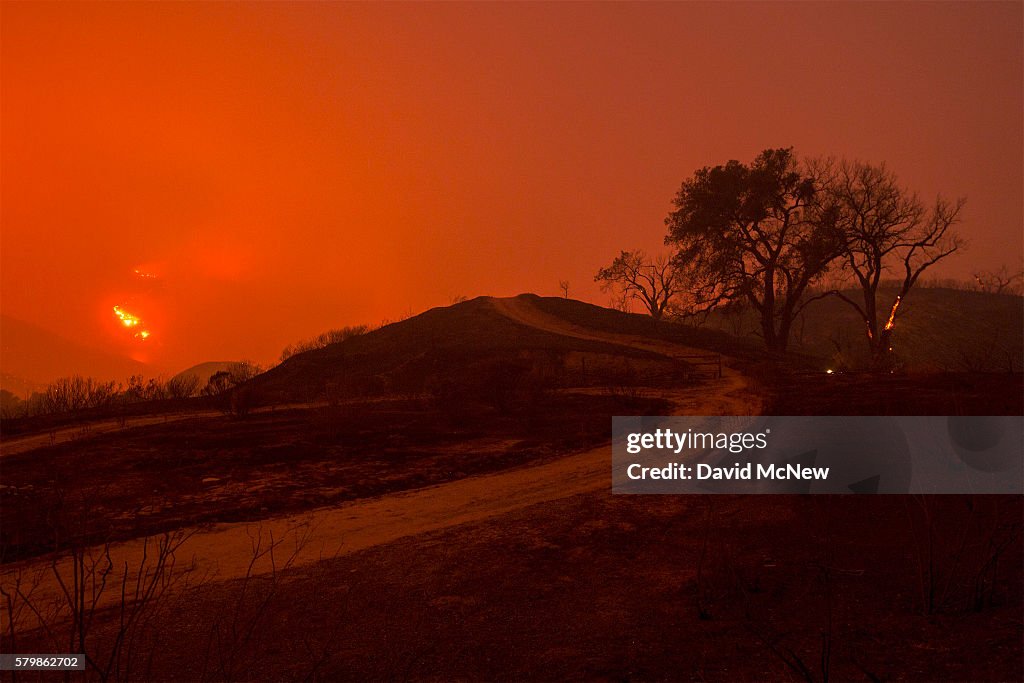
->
(489, 296, 760, 416)
(2, 297, 761, 611)
(0, 412, 219, 458)
(0, 402, 324, 458)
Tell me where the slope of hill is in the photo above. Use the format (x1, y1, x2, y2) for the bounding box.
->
(702, 288, 1023, 372)
(0, 315, 149, 393)
(524, 295, 773, 361)
(169, 361, 240, 386)
(255, 295, 693, 400)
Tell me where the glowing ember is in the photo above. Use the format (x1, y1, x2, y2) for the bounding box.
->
(113, 305, 140, 327)
(139, 330, 151, 339)
(884, 296, 901, 331)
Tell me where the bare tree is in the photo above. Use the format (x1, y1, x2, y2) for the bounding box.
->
(972, 264, 1023, 295)
(595, 250, 682, 320)
(823, 159, 965, 367)
(39, 376, 120, 414)
(124, 375, 167, 403)
(166, 373, 201, 399)
(608, 291, 631, 313)
(558, 280, 570, 299)
(3, 529, 194, 681)
(280, 325, 370, 362)
(228, 361, 262, 384)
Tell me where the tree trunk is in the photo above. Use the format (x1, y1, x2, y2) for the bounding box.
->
(868, 328, 894, 370)
(861, 287, 896, 370)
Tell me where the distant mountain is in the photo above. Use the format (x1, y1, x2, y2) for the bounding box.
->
(169, 361, 240, 386)
(0, 372, 43, 399)
(0, 315, 149, 392)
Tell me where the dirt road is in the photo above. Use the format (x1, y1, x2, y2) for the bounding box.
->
(0, 412, 218, 458)
(489, 296, 759, 416)
(0, 402, 327, 458)
(2, 296, 761, 610)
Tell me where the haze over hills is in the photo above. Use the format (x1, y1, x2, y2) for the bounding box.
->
(252, 288, 1023, 407)
(0, 315, 150, 396)
(3, 288, 1019, 402)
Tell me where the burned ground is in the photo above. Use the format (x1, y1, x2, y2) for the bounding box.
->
(2, 295, 1021, 681)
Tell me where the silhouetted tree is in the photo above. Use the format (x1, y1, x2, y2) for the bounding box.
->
(230, 386, 259, 417)
(124, 374, 167, 402)
(166, 373, 201, 399)
(972, 264, 1023, 295)
(202, 362, 263, 399)
(608, 291, 631, 313)
(228, 360, 262, 384)
(204, 371, 233, 396)
(822, 159, 965, 367)
(595, 250, 681, 320)
(41, 376, 119, 413)
(665, 148, 843, 352)
(0, 390, 23, 419)
(559, 280, 570, 299)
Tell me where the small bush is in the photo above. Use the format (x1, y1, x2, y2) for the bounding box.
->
(230, 386, 260, 418)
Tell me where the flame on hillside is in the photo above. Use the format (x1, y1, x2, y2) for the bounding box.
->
(113, 305, 151, 340)
(113, 305, 140, 327)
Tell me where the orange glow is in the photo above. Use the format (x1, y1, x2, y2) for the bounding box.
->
(884, 296, 902, 331)
(113, 305, 152, 341)
(1, 3, 1020, 376)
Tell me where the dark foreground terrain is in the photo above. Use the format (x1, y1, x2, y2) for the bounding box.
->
(5, 493, 1020, 681)
(2, 296, 1021, 681)
(766, 371, 1024, 416)
(0, 393, 667, 562)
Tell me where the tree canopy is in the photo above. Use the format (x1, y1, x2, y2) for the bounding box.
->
(665, 148, 843, 352)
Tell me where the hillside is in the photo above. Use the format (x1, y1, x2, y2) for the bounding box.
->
(169, 360, 241, 386)
(255, 295, 696, 401)
(256, 289, 1023, 404)
(525, 295, 770, 361)
(701, 287, 1023, 372)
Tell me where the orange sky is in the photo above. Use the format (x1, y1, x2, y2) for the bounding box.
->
(2, 2, 1021, 375)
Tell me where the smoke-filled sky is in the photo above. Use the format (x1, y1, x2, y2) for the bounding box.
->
(2, 2, 1021, 374)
